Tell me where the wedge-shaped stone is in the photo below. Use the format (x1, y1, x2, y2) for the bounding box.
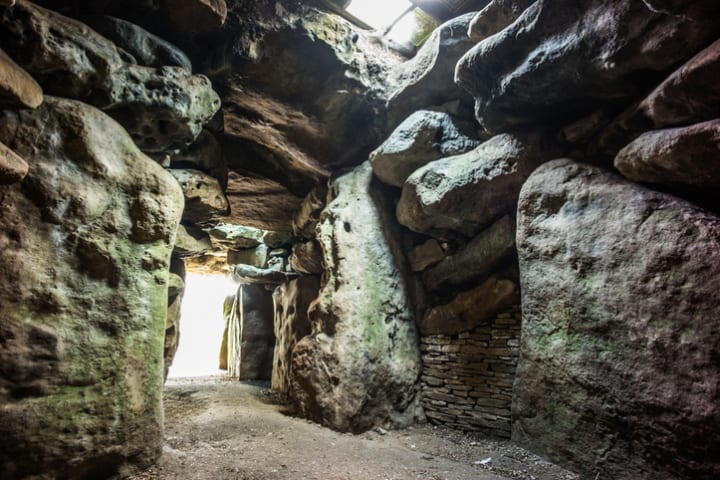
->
(422, 216, 516, 291)
(387, 13, 476, 126)
(0, 140, 29, 183)
(0, 48, 42, 108)
(614, 119, 720, 192)
(420, 276, 518, 335)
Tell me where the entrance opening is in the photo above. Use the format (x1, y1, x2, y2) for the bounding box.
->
(167, 273, 237, 378)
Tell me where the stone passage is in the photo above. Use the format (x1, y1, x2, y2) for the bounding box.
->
(420, 306, 521, 438)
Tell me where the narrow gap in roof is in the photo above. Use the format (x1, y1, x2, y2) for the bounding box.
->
(345, 0, 414, 32)
(344, 0, 439, 50)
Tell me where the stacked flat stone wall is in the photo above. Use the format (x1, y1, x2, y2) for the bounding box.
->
(420, 305, 521, 438)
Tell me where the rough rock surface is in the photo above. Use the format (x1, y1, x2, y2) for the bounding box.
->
(233, 264, 297, 285)
(293, 186, 327, 239)
(290, 240, 324, 275)
(0, 140, 29, 183)
(209, 223, 264, 250)
(163, 0, 227, 33)
(164, 272, 185, 380)
(468, 0, 535, 43)
(408, 239, 445, 272)
(215, 2, 399, 191)
(387, 13, 477, 126)
(105, 66, 220, 152)
(290, 162, 422, 432)
(84, 15, 193, 71)
(422, 215, 516, 292)
(0, 0, 220, 152)
(173, 224, 212, 258)
(370, 110, 480, 187)
(272, 276, 319, 393)
(224, 170, 304, 232)
(594, 38, 720, 159)
(420, 276, 518, 335)
(614, 120, 720, 192)
(515, 159, 720, 479)
(397, 132, 559, 238)
(0, 97, 183, 479)
(0, 48, 42, 108)
(236, 285, 275, 380)
(456, 0, 720, 134)
(169, 168, 229, 225)
(171, 129, 226, 189)
(227, 244, 269, 268)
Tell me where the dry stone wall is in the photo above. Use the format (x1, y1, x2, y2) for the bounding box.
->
(421, 306, 521, 437)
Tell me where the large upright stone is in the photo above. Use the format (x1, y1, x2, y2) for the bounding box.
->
(370, 110, 480, 187)
(0, 0, 220, 152)
(515, 159, 720, 479)
(397, 131, 559, 238)
(456, 0, 720, 134)
(164, 272, 185, 380)
(290, 163, 422, 432)
(0, 140, 29, 183)
(237, 285, 275, 380)
(272, 276, 319, 393)
(0, 97, 183, 479)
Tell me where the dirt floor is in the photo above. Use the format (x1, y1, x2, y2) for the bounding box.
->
(128, 376, 579, 480)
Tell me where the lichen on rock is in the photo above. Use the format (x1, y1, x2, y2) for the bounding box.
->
(290, 162, 423, 433)
(0, 96, 183, 479)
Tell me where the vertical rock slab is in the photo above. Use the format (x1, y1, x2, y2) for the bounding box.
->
(223, 284, 276, 380)
(0, 97, 183, 479)
(515, 159, 720, 479)
(290, 162, 422, 432)
(163, 272, 185, 380)
(272, 276, 319, 393)
(237, 284, 275, 381)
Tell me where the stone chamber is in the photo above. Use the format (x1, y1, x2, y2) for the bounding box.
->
(1, 0, 719, 478)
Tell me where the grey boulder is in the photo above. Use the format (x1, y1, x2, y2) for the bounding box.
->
(515, 158, 720, 479)
(370, 110, 480, 187)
